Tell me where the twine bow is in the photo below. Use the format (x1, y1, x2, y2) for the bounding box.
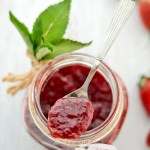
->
(2, 50, 47, 95)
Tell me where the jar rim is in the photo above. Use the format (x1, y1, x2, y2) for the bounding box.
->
(28, 52, 121, 147)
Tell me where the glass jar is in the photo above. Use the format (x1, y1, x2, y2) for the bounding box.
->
(24, 53, 128, 150)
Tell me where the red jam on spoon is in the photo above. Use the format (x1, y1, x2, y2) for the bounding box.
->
(40, 64, 112, 136)
(48, 98, 94, 139)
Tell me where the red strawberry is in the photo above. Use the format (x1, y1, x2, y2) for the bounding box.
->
(139, 76, 150, 116)
(139, 0, 150, 30)
(147, 131, 150, 147)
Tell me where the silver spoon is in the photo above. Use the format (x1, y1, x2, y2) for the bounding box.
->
(63, 0, 136, 100)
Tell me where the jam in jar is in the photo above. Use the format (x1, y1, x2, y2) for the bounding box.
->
(24, 53, 128, 150)
(41, 64, 113, 131)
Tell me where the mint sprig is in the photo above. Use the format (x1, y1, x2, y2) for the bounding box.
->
(9, 0, 92, 61)
(32, 0, 71, 47)
(49, 39, 92, 59)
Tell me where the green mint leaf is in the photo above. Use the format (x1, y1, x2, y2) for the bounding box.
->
(9, 11, 33, 53)
(35, 43, 54, 60)
(36, 47, 52, 60)
(32, 0, 71, 49)
(43, 39, 92, 60)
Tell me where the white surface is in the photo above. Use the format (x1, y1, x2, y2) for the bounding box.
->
(0, 0, 150, 150)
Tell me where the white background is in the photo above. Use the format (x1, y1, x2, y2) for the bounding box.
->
(0, 0, 150, 149)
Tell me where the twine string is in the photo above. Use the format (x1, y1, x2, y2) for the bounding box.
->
(2, 50, 47, 95)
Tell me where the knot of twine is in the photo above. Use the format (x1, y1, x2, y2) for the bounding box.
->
(2, 50, 47, 95)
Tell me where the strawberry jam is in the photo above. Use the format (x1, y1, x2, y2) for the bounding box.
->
(48, 98, 94, 139)
(40, 64, 113, 130)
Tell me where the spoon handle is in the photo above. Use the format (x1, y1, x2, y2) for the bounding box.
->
(82, 0, 136, 91)
(97, 0, 136, 60)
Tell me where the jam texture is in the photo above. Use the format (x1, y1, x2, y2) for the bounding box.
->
(48, 98, 94, 139)
(40, 65, 113, 130)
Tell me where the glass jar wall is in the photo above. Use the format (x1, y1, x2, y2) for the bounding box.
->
(24, 53, 128, 150)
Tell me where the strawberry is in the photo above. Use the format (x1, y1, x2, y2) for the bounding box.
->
(139, 0, 150, 30)
(139, 76, 150, 116)
(147, 131, 150, 147)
